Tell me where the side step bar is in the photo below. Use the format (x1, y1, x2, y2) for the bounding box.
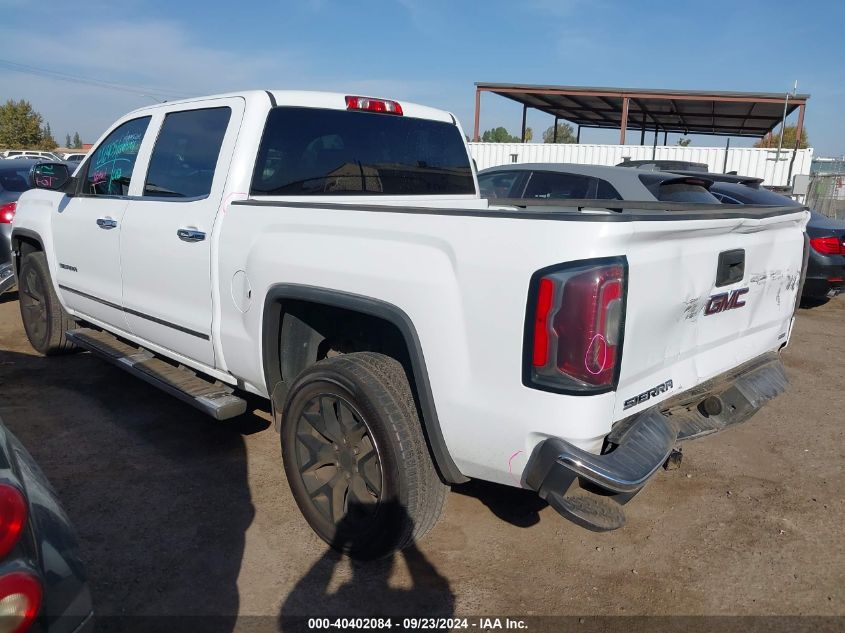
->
(66, 328, 247, 420)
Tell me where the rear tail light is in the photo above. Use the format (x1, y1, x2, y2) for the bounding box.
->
(0, 203, 16, 225)
(0, 572, 42, 633)
(809, 236, 845, 255)
(526, 257, 627, 393)
(345, 95, 403, 115)
(0, 485, 26, 560)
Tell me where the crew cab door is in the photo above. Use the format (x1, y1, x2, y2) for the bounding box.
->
(51, 116, 152, 329)
(120, 98, 243, 367)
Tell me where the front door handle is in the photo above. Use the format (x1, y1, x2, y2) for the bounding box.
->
(177, 228, 206, 243)
(96, 217, 118, 229)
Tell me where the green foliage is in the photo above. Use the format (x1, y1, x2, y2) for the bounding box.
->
(524, 127, 533, 142)
(480, 126, 521, 143)
(542, 122, 576, 143)
(72, 132, 82, 149)
(40, 122, 57, 150)
(65, 133, 71, 148)
(677, 137, 691, 147)
(0, 99, 46, 149)
(754, 125, 809, 149)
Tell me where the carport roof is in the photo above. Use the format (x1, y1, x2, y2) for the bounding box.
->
(473, 82, 810, 139)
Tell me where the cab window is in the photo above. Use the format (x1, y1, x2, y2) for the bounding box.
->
(143, 107, 231, 199)
(84, 117, 151, 196)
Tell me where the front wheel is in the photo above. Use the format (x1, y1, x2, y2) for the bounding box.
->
(281, 352, 447, 559)
(18, 251, 77, 355)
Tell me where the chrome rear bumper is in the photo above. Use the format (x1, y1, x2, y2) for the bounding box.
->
(523, 353, 789, 531)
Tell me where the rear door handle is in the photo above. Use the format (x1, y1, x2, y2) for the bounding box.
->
(177, 228, 206, 243)
(96, 217, 118, 229)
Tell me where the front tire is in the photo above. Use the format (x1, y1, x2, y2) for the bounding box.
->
(281, 352, 447, 559)
(18, 251, 77, 355)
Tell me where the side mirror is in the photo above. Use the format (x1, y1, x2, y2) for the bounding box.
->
(30, 162, 71, 192)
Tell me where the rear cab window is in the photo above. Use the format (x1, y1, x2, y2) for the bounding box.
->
(250, 107, 475, 196)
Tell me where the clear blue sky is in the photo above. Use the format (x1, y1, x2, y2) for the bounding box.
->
(2, 0, 844, 155)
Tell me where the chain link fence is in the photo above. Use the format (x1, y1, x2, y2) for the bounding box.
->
(805, 173, 845, 219)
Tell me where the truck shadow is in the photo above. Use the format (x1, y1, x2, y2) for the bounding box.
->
(0, 346, 262, 633)
(451, 480, 548, 528)
(278, 502, 455, 633)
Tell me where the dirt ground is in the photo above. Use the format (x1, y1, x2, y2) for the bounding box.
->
(0, 291, 842, 631)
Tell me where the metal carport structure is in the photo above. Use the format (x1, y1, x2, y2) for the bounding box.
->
(472, 82, 808, 146)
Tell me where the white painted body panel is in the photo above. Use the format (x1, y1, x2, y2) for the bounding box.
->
(12, 91, 808, 488)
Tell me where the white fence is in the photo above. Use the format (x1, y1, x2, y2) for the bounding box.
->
(467, 143, 814, 188)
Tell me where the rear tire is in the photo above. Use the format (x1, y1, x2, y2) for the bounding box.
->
(281, 352, 447, 559)
(18, 251, 77, 355)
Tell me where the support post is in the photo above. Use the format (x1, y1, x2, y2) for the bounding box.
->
(663, 130, 668, 145)
(521, 105, 527, 143)
(640, 114, 646, 145)
(652, 127, 658, 158)
(473, 88, 481, 142)
(787, 103, 805, 189)
(576, 125, 581, 144)
(723, 138, 731, 173)
(619, 97, 629, 144)
(553, 116, 559, 143)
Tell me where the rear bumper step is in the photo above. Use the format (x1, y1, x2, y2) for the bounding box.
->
(66, 328, 246, 420)
(524, 353, 789, 531)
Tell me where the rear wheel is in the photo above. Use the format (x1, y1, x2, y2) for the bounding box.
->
(18, 251, 77, 355)
(281, 352, 447, 559)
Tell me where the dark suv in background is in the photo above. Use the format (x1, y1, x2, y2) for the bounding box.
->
(709, 181, 845, 302)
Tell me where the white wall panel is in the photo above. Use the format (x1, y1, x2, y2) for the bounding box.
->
(468, 143, 813, 187)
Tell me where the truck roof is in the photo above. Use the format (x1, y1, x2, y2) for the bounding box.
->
(124, 90, 456, 124)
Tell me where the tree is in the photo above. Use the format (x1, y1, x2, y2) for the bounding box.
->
(40, 122, 57, 150)
(542, 122, 576, 144)
(72, 132, 82, 149)
(524, 127, 533, 142)
(65, 133, 71, 148)
(754, 125, 809, 149)
(0, 99, 45, 149)
(677, 137, 692, 147)
(480, 127, 520, 143)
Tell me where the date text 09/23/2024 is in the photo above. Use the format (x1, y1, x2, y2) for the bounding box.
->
(306, 617, 528, 630)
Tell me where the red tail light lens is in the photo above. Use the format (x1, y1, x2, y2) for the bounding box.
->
(345, 95, 403, 115)
(809, 236, 844, 255)
(0, 485, 27, 560)
(527, 258, 627, 393)
(0, 572, 42, 633)
(0, 203, 16, 225)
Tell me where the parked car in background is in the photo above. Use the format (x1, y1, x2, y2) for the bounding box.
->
(478, 163, 720, 202)
(0, 151, 62, 162)
(709, 181, 845, 302)
(616, 158, 709, 172)
(60, 154, 86, 163)
(0, 159, 39, 293)
(0, 414, 93, 632)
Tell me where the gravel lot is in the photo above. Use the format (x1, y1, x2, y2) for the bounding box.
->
(0, 292, 842, 631)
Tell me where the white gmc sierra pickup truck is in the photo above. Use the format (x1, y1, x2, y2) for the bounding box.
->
(11, 91, 808, 557)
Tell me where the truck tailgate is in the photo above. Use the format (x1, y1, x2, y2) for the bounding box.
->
(614, 209, 807, 420)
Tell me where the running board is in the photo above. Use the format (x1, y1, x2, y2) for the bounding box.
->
(65, 328, 247, 420)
